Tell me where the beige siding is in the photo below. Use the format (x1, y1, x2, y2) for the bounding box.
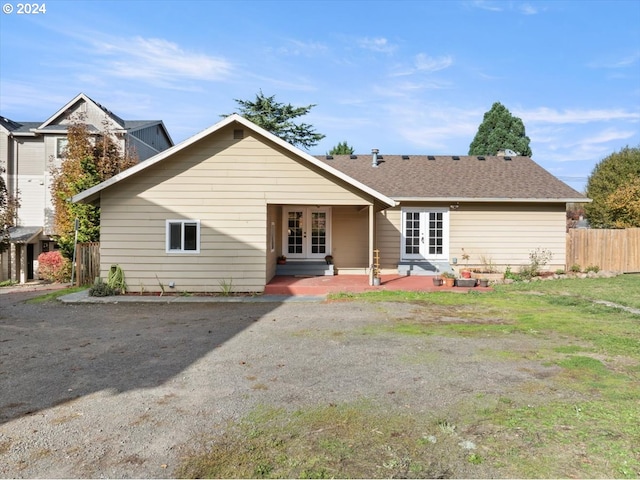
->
(450, 203, 567, 271)
(99, 126, 371, 292)
(376, 208, 403, 269)
(377, 203, 567, 272)
(332, 206, 369, 268)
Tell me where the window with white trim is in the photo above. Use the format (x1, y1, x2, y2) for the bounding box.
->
(166, 220, 200, 253)
(56, 138, 68, 159)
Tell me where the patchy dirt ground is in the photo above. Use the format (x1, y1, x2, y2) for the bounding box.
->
(0, 291, 565, 478)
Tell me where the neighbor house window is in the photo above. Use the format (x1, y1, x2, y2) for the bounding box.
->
(166, 220, 200, 253)
(56, 138, 68, 159)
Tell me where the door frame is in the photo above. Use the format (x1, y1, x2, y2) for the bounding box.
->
(282, 206, 332, 260)
(401, 207, 449, 261)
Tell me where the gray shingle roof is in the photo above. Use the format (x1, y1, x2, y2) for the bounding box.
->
(317, 154, 586, 200)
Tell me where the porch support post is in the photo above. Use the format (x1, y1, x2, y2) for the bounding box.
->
(19, 244, 27, 284)
(368, 204, 374, 286)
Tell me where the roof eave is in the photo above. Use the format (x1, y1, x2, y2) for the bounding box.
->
(393, 197, 591, 203)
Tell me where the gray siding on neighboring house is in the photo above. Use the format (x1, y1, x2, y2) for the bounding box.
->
(130, 124, 172, 153)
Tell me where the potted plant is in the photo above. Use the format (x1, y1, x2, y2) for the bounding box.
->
(324, 255, 334, 265)
(277, 255, 287, 265)
(432, 275, 443, 286)
(441, 271, 456, 287)
(478, 278, 490, 288)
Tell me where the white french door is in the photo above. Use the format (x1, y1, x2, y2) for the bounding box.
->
(402, 208, 449, 261)
(283, 207, 331, 259)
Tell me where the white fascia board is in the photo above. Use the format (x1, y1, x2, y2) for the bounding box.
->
(393, 197, 591, 203)
(74, 114, 396, 208)
(38, 93, 87, 129)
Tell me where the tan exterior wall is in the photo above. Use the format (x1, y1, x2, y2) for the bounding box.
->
(332, 206, 369, 269)
(449, 203, 567, 272)
(377, 202, 567, 272)
(98, 126, 372, 293)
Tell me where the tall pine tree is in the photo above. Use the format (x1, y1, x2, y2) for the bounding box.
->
(328, 141, 354, 155)
(468, 102, 532, 156)
(224, 90, 325, 149)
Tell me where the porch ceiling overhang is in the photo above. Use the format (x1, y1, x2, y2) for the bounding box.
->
(72, 114, 396, 209)
(8, 226, 42, 244)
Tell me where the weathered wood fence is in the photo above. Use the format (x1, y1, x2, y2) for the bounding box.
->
(566, 228, 640, 273)
(75, 242, 100, 286)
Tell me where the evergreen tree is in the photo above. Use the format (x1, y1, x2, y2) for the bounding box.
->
(50, 115, 137, 258)
(585, 145, 640, 228)
(225, 90, 325, 149)
(468, 102, 532, 156)
(328, 141, 354, 155)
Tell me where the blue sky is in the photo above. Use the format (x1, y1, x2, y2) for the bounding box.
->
(1, 0, 639, 192)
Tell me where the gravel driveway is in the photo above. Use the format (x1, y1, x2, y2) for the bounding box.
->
(0, 290, 559, 478)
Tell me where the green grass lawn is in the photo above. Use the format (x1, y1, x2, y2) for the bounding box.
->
(177, 275, 640, 478)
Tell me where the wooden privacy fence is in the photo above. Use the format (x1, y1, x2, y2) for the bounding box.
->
(75, 242, 100, 286)
(566, 228, 640, 273)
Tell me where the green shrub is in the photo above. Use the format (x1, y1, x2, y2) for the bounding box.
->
(585, 265, 600, 273)
(89, 278, 115, 297)
(504, 265, 522, 281)
(570, 264, 582, 273)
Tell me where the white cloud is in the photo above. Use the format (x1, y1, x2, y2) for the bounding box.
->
(415, 54, 454, 72)
(470, 1, 503, 12)
(276, 39, 329, 56)
(390, 54, 453, 78)
(93, 36, 233, 85)
(519, 107, 640, 124)
(469, 0, 544, 15)
(357, 37, 397, 54)
(519, 3, 538, 15)
(588, 51, 640, 69)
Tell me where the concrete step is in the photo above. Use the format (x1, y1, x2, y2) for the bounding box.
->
(397, 261, 454, 276)
(276, 261, 334, 276)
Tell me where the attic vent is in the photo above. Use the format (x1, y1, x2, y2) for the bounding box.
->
(350, 154, 358, 159)
(477, 156, 485, 161)
(504, 156, 512, 161)
(452, 156, 460, 160)
(402, 155, 410, 160)
(233, 129, 244, 139)
(427, 155, 436, 160)
(325, 155, 333, 160)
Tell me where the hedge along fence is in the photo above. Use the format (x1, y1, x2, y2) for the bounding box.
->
(75, 242, 100, 286)
(566, 228, 640, 273)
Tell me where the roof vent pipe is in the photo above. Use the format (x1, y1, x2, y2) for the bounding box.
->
(372, 148, 379, 167)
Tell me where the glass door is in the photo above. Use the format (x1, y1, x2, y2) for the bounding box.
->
(402, 208, 448, 261)
(284, 207, 331, 259)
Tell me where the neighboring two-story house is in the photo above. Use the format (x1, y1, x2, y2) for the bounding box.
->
(0, 93, 173, 283)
